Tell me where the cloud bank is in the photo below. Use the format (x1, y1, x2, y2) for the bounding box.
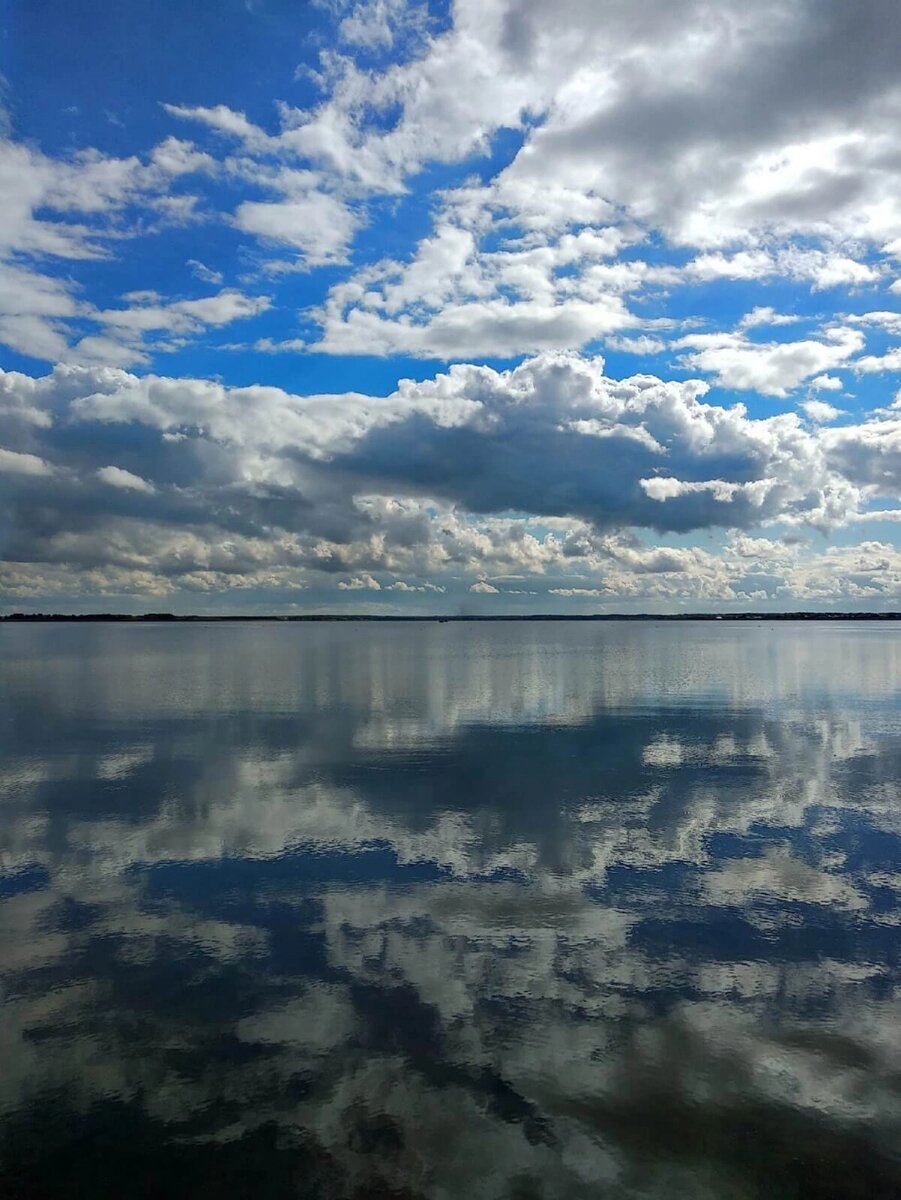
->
(2, 354, 900, 608)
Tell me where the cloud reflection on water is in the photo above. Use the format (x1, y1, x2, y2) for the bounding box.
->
(0, 622, 899, 1198)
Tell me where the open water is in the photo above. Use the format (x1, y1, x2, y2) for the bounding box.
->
(1, 621, 899, 1198)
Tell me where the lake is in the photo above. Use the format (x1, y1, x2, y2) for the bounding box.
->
(1, 621, 899, 1199)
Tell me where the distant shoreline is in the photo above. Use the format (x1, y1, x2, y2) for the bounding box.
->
(2, 612, 899, 623)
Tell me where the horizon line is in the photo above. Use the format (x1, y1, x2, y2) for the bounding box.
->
(2, 612, 900, 623)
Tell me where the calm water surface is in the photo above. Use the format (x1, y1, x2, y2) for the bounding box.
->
(1, 621, 900, 1199)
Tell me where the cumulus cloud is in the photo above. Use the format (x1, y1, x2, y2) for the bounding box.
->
(234, 192, 360, 266)
(809, 374, 844, 391)
(387, 579, 446, 592)
(338, 573, 382, 590)
(674, 327, 863, 397)
(307, 217, 648, 358)
(147, 0, 901, 359)
(184, 0, 901, 254)
(801, 399, 844, 424)
(854, 348, 901, 375)
(738, 307, 803, 331)
(0, 352, 899, 608)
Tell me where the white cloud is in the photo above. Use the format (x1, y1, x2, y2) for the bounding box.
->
(387, 579, 446, 592)
(3, 349, 896, 611)
(675, 327, 864, 397)
(809, 374, 844, 392)
(338, 573, 382, 590)
(738, 307, 802, 330)
(801, 399, 844, 424)
(845, 311, 901, 335)
(97, 289, 270, 336)
(47, 289, 272, 369)
(338, 0, 424, 50)
(161, 103, 270, 150)
(96, 466, 156, 494)
(187, 258, 224, 285)
(251, 337, 307, 353)
(0, 263, 82, 361)
(308, 211, 647, 357)
(0, 133, 229, 363)
(269, 0, 901, 256)
(5, 135, 207, 227)
(469, 580, 499, 593)
(235, 193, 360, 265)
(549, 587, 605, 598)
(854, 348, 901, 375)
(0, 447, 54, 477)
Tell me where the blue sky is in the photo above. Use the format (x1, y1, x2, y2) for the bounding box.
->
(1, 0, 901, 612)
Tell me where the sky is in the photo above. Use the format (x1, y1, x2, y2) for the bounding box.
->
(1, 0, 901, 614)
